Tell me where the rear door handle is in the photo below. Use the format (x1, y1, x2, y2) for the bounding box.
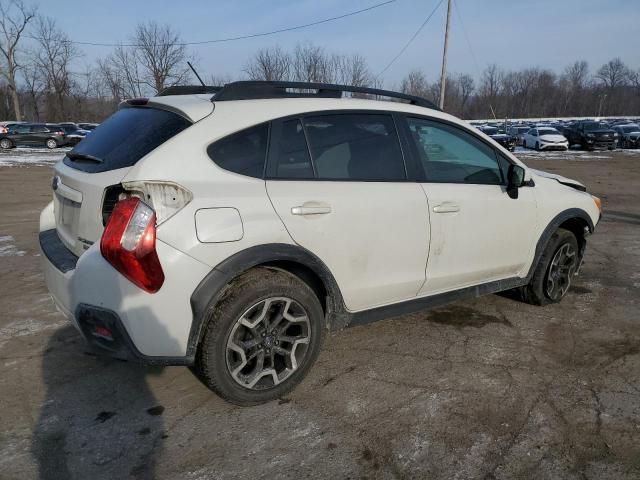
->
(291, 205, 332, 216)
(432, 202, 460, 213)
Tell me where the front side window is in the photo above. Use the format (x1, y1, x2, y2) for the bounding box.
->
(207, 123, 268, 178)
(303, 113, 406, 181)
(407, 117, 503, 185)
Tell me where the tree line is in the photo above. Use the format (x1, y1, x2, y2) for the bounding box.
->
(1, 0, 639, 123)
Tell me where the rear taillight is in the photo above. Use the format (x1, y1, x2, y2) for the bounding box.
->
(100, 197, 164, 293)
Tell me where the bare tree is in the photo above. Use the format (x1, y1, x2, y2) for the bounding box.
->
(20, 57, 44, 120)
(399, 70, 430, 98)
(133, 21, 191, 94)
(596, 57, 631, 89)
(332, 53, 371, 87)
(0, 0, 36, 120)
(32, 16, 80, 121)
(98, 44, 144, 100)
(292, 43, 334, 83)
(244, 46, 290, 81)
(457, 73, 474, 115)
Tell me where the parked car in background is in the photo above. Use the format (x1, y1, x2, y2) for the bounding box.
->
(78, 122, 98, 130)
(0, 121, 24, 134)
(564, 121, 617, 150)
(508, 126, 531, 146)
(522, 127, 569, 151)
(0, 123, 67, 149)
(477, 125, 516, 151)
(612, 124, 640, 149)
(55, 123, 90, 145)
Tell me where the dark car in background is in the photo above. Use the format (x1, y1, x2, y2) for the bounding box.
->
(612, 124, 640, 149)
(55, 123, 90, 146)
(508, 126, 531, 146)
(78, 122, 98, 130)
(477, 125, 516, 151)
(0, 123, 67, 149)
(564, 121, 617, 150)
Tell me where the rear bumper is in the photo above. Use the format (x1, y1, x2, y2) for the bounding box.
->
(39, 223, 210, 364)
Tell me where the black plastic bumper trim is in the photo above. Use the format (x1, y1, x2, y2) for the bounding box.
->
(75, 303, 193, 366)
(39, 229, 78, 273)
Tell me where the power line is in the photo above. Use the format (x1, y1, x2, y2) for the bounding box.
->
(376, 0, 445, 79)
(25, 1, 396, 48)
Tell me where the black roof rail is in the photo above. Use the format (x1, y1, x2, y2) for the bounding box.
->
(157, 85, 222, 96)
(211, 81, 440, 110)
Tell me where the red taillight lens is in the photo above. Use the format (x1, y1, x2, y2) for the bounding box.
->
(100, 197, 164, 293)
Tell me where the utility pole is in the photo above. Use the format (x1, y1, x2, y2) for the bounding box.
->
(438, 0, 453, 110)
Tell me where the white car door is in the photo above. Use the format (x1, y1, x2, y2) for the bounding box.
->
(402, 116, 538, 296)
(265, 113, 430, 312)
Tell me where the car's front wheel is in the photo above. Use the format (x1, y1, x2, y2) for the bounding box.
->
(521, 228, 579, 306)
(45, 138, 58, 149)
(194, 267, 325, 406)
(0, 138, 13, 149)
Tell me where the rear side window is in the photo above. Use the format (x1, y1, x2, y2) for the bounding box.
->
(269, 119, 314, 179)
(303, 114, 406, 181)
(207, 123, 268, 178)
(63, 107, 191, 173)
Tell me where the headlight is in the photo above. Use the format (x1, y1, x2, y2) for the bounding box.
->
(586, 133, 595, 138)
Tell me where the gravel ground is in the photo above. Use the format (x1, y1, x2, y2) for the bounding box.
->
(0, 147, 639, 480)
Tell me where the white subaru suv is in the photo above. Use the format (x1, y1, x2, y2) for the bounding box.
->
(40, 81, 602, 405)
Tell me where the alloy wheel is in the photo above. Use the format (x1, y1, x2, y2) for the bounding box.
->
(225, 297, 311, 390)
(0, 139, 11, 149)
(46, 139, 57, 149)
(545, 243, 577, 301)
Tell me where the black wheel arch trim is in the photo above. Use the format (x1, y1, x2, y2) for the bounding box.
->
(525, 207, 595, 281)
(188, 243, 348, 358)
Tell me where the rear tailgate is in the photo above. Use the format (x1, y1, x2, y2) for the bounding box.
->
(52, 101, 204, 258)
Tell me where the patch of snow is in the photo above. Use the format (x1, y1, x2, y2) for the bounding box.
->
(0, 316, 67, 349)
(0, 235, 25, 257)
(0, 146, 69, 167)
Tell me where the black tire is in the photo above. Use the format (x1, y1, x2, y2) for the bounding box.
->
(45, 138, 58, 149)
(0, 138, 13, 150)
(535, 142, 540, 151)
(521, 228, 579, 306)
(522, 140, 527, 149)
(194, 267, 325, 406)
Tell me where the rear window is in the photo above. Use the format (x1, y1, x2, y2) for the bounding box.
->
(63, 107, 191, 173)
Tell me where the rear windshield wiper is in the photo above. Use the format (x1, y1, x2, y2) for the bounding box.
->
(66, 151, 103, 163)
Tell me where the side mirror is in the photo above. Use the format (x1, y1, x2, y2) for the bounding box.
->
(507, 164, 525, 199)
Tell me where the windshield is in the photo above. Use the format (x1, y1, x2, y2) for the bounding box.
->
(622, 125, 640, 133)
(63, 107, 191, 173)
(482, 127, 498, 135)
(583, 122, 604, 131)
(538, 128, 559, 135)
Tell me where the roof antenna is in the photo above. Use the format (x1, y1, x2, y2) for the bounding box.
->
(187, 61, 206, 87)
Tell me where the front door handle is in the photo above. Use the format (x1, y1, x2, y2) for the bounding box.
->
(291, 205, 332, 216)
(432, 202, 460, 213)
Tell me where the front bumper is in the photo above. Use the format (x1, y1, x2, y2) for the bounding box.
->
(39, 222, 210, 364)
(540, 142, 569, 151)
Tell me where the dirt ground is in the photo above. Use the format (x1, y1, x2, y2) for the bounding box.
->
(1, 148, 639, 480)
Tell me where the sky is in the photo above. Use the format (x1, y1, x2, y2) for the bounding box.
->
(30, 0, 640, 86)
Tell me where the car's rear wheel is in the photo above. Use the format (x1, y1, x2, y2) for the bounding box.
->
(0, 138, 13, 149)
(521, 228, 579, 306)
(45, 138, 57, 149)
(522, 140, 527, 149)
(535, 141, 540, 151)
(194, 267, 325, 406)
